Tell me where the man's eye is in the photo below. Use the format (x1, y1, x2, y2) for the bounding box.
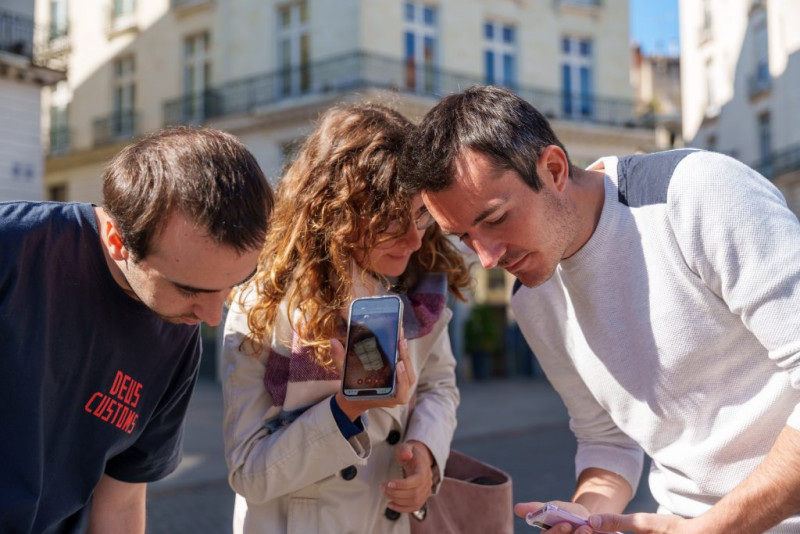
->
(486, 214, 507, 226)
(177, 287, 200, 297)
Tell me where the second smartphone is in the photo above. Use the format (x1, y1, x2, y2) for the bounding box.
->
(341, 295, 403, 399)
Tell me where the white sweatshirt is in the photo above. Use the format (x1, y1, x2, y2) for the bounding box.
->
(511, 150, 800, 532)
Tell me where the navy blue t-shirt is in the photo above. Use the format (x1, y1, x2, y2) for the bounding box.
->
(0, 201, 202, 533)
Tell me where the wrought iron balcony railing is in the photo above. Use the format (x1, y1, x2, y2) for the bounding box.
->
(49, 126, 71, 155)
(753, 143, 800, 180)
(164, 52, 636, 128)
(93, 110, 139, 146)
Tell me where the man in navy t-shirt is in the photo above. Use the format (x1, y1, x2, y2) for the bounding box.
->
(0, 126, 273, 533)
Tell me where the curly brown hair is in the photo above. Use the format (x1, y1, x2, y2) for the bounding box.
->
(243, 103, 471, 367)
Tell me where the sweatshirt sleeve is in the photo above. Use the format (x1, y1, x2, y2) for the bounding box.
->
(667, 151, 800, 428)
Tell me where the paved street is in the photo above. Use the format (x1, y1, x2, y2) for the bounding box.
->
(146, 378, 656, 533)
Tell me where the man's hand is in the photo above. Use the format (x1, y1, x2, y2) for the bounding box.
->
(383, 440, 434, 512)
(587, 512, 701, 534)
(515, 501, 595, 534)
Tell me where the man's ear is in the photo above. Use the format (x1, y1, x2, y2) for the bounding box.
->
(540, 145, 570, 193)
(104, 220, 129, 261)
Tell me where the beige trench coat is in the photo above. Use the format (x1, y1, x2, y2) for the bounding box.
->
(222, 292, 459, 534)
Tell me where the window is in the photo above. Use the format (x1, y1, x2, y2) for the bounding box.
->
(49, 105, 69, 154)
(750, 16, 769, 96)
(111, 0, 135, 32)
(277, 1, 310, 97)
(404, 2, 438, 94)
(757, 112, 772, 175)
(560, 36, 594, 118)
(48, 184, 68, 202)
(183, 32, 211, 121)
(112, 56, 135, 138)
(114, 0, 134, 17)
(705, 58, 718, 116)
(49, 0, 68, 40)
(484, 21, 516, 88)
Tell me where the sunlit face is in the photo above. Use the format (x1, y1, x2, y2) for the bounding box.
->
(422, 149, 579, 288)
(115, 211, 260, 326)
(357, 195, 434, 278)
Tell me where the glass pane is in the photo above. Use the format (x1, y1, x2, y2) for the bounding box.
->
(405, 2, 414, 22)
(405, 31, 414, 60)
(484, 22, 493, 40)
(423, 6, 435, 25)
(300, 33, 310, 91)
(279, 6, 290, 28)
(562, 64, 572, 115)
(484, 50, 495, 84)
(423, 36, 435, 66)
(299, 1, 308, 23)
(185, 37, 194, 59)
(579, 39, 591, 57)
(561, 37, 570, 54)
(203, 32, 210, 51)
(503, 26, 514, 44)
(280, 39, 291, 68)
(503, 54, 515, 86)
(579, 66, 592, 116)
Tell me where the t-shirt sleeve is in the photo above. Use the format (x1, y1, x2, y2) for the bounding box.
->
(104, 331, 202, 482)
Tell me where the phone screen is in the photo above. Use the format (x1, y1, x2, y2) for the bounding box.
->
(342, 296, 402, 397)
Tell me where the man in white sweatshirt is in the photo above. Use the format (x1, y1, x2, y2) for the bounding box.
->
(400, 85, 800, 534)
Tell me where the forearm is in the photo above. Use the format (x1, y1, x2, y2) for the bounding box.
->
(87, 475, 146, 534)
(572, 467, 632, 514)
(691, 425, 800, 533)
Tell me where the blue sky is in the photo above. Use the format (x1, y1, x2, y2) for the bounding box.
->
(630, 0, 680, 56)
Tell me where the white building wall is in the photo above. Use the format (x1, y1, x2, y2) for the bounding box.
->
(0, 78, 44, 201)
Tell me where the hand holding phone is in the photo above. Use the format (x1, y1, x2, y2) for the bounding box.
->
(526, 503, 621, 534)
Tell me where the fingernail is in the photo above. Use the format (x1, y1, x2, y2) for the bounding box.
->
(588, 516, 600, 528)
(397, 361, 405, 374)
(387, 481, 396, 489)
(400, 338, 408, 349)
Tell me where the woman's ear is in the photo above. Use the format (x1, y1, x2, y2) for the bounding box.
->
(104, 220, 129, 261)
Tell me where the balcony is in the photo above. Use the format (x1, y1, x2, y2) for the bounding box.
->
(753, 143, 800, 180)
(93, 110, 138, 146)
(164, 52, 635, 127)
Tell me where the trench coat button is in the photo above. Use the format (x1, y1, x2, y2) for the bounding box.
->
(384, 508, 401, 521)
(340, 465, 357, 480)
(386, 430, 401, 445)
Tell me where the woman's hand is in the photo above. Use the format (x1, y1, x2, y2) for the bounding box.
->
(333, 336, 416, 421)
(383, 440, 434, 512)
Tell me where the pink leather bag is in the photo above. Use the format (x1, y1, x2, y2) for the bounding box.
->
(410, 449, 514, 534)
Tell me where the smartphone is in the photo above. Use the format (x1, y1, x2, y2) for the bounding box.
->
(341, 296, 403, 399)
(526, 503, 621, 534)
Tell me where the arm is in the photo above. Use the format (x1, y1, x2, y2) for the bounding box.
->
(591, 426, 800, 534)
(87, 475, 146, 534)
(221, 296, 371, 504)
(592, 154, 800, 533)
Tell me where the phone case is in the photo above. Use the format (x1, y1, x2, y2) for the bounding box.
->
(341, 296, 403, 399)
(525, 503, 621, 533)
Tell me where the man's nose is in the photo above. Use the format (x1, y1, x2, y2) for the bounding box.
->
(194, 292, 227, 326)
(470, 238, 505, 269)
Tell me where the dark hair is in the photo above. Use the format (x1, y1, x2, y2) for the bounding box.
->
(102, 126, 274, 260)
(401, 85, 571, 194)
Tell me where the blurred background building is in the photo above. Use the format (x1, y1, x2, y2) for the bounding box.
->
(0, 0, 64, 201)
(679, 0, 800, 213)
(28, 0, 659, 380)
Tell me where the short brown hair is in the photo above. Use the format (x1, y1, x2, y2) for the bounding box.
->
(102, 126, 273, 260)
(402, 85, 572, 194)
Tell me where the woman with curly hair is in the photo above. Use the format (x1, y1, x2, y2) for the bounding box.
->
(221, 103, 471, 534)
